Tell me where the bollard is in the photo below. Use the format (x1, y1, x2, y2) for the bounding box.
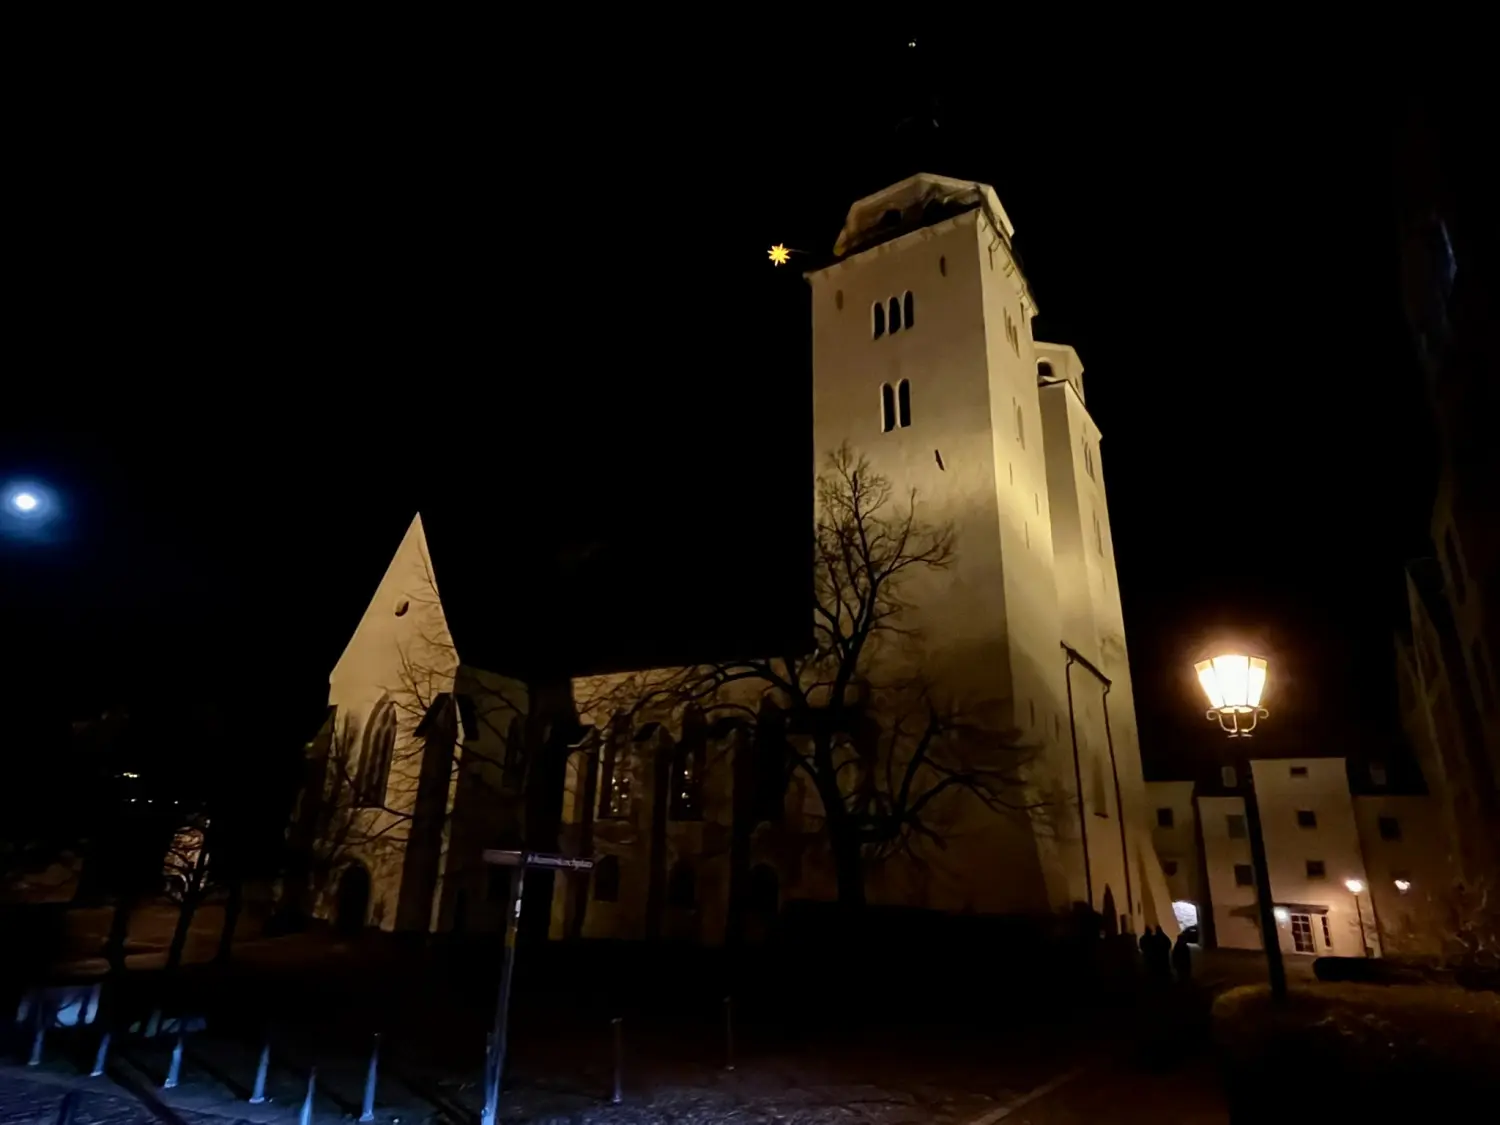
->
(299, 1066, 317, 1125)
(359, 1033, 381, 1123)
(28, 1001, 47, 1067)
(163, 1031, 184, 1089)
(91, 1031, 112, 1077)
(55, 1091, 77, 1125)
(723, 996, 734, 1072)
(610, 1018, 623, 1105)
(249, 1039, 271, 1104)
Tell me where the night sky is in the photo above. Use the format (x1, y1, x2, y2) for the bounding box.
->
(3, 38, 1440, 778)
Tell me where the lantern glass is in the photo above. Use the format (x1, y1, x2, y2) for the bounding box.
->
(1195, 654, 1268, 712)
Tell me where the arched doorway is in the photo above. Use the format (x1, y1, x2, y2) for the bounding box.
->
(335, 864, 371, 935)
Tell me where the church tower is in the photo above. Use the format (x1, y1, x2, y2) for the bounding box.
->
(806, 175, 1152, 928)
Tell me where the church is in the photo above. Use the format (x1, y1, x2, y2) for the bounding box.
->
(289, 174, 1177, 944)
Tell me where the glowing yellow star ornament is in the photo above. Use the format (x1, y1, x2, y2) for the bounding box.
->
(768, 243, 792, 266)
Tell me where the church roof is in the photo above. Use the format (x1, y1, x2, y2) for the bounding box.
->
(832, 173, 1017, 258)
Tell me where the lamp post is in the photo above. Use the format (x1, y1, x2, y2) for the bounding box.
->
(1345, 878, 1371, 958)
(1195, 653, 1286, 1001)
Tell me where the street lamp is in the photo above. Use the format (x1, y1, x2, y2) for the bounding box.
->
(1195, 651, 1287, 1001)
(1345, 878, 1371, 958)
(1194, 654, 1269, 736)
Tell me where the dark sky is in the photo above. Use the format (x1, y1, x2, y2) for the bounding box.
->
(2, 37, 1443, 774)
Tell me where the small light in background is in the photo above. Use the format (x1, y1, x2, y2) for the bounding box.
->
(1344, 878, 1365, 894)
(1272, 906, 1290, 923)
(12, 492, 37, 512)
(768, 244, 791, 266)
(1394, 879, 1412, 894)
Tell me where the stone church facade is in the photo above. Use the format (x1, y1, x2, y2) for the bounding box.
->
(291, 175, 1176, 943)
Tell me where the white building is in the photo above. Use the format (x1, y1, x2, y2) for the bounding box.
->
(1149, 757, 1450, 958)
(293, 175, 1173, 942)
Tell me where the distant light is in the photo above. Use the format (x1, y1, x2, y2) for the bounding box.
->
(1273, 906, 1290, 923)
(768, 244, 791, 266)
(908, 39, 917, 47)
(1394, 879, 1411, 893)
(12, 492, 37, 512)
(1345, 878, 1365, 894)
(122, 771, 140, 779)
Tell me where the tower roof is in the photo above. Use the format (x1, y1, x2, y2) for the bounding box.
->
(832, 173, 1017, 258)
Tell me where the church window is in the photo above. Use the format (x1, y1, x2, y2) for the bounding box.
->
(670, 709, 707, 821)
(598, 733, 633, 819)
(897, 379, 911, 427)
(889, 296, 902, 333)
(393, 599, 409, 617)
(1085, 443, 1095, 480)
(872, 302, 885, 339)
(355, 697, 397, 808)
(881, 384, 896, 433)
(1014, 402, 1025, 449)
(1094, 512, 1104, 555)
(593, 855, 621, 902)
(835, 289, 844, 311)
(939, 255, 947, 276)
(1038, 360, 1054, 382)
(903, 290, 915, 328)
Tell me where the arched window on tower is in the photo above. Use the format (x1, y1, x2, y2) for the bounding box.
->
(889, 296, 902, 333)
(903, 290, 914, 328)
(598, 725, 633, 819)
(881, 384, 896, 433)
(670, 708, 707, 821)
(355, 697, 397, 808)
(872, 302, 885, 339)
(1038, 360, 1054, 382)
(897, 379, 912, 428)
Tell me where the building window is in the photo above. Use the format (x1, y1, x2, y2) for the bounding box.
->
(455, 694, 479, 741)
(1038, 360, 1054, 382)
(354, 698, 397, 808)
(1296, 809, 1317, 829)
(1306, 859, 1326, 879)
(1162, 859, 1179, 876)
(598, 734, 633, 819)
(1290, 766, 1308, 778)
(593, 855, 620, 902)
(1094, 512, 1104, 556)
(1378, 815, 1402, 841)
(835, 289, 844, 311)
(889, 296, 902, 333)
(1084, 444, 1095, 480)
(668, 861, 696, 909)
(1233, 863, 1254, 887)
(880, 383, 896, 433)
(1444, 528, 1467, 603)
(1014, 402, 1025, 448)
(897, 379, 912, 427)
(670, 714, 706, 821)
(1321, 915, 1333, 946)
(1290, 913, 1315, 953)
(872, 302, 885, 339)
(393, 599, 410, 617)
(1226, 814, 1247, 839)
(1369, 761, 1388, 786)
(938, 255, 947, 277)
(903, 290, 914, 328)
(1221, 765, 1238, 788)
(1156, 807, 1174, 828)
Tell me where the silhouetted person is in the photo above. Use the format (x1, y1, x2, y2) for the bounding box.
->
(1172, 931, 1193, 983)
(1141, 926, 1171, 984)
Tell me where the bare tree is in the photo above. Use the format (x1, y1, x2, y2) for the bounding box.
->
(644, 445, 1041, 908)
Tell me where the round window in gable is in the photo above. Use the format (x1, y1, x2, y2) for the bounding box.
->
(394, 599, 410, 617)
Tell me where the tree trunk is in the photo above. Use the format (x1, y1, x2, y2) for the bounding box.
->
(831, 829, 866, 909)
(164, 897, 198, 974)
(104, 896, 136, 975)
(216, 878, 244, 964)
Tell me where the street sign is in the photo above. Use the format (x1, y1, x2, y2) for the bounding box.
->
(477, 849, 596, 1125)
(482, 850, 596, 872)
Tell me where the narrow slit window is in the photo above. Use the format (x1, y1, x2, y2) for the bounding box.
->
(903, 290, 914, 328)
(897, 379, 911, 427)
(881, 383, 896, 433)
(872, 302, 885, 339)
(889, 296, 902, 333)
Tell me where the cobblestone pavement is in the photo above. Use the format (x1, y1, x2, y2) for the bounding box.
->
(0, 1067, 161, 1125)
